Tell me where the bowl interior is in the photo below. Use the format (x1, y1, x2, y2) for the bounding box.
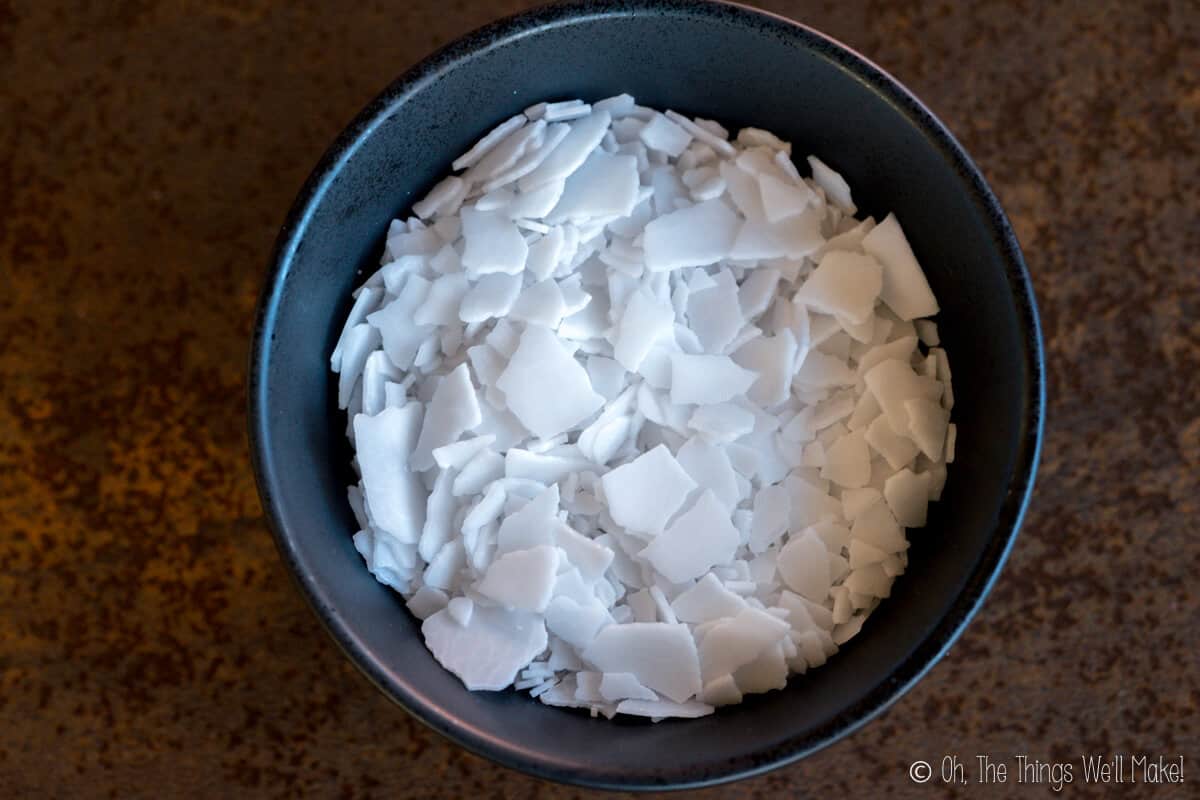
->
(250, 1, 1042, 789)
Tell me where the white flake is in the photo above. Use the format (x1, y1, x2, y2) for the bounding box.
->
(505, 449, 591, 484)
(702, 674, 743, 706)
(452, 114, 526, 171)
(407, 586, 448, 620)
(664, 110, 735, 157)
(686, 269, 743, 353)
(601, 445, 696, 535)
(749, 482, 791, 553)
(639, 113, 692, 156)
(697, 607, 790, 682)
(733, 330, 797, 407)
(688, 403, 756, 442)
(484, 123, 572, 191)
(423, 539, 465, 590)
(496, 484, 559, 554)
(640, 491, 740, 583)
(495, 324, 604, 439)
(585, 356, 627, 401)
(464, 119, 547, 184)
(422, 605, 547, 690)
(452, 448, 505, 496)
(806, 155, 856, 214)
(675, 436, 739, 509)
(861, 213, 939, 320)
(524, 227, 564, 283)
(669, 353, 757, 405)
(447, 596, 474, 627)
(777, 528, 831, 601)
(904, 397, 951, 461)
(413, 176, 466, 220)
(331, 287, 382, 373)
(547, 151, 640, 223)
(643, 199, 740, 272)
(613, 289, 675, 371)
(519, 110, 612, 191)
(509, 179, 566, 220)
(369, 277, 436, 371)
(670, 573, 747, 623)
(582, 623, 702, 703)
(556, 523, 615, 582)
(851, 499, 907, 553)
(758, 172, 816, 222)
(510, 279, 568, 328)
(419, 468, 456, 561)
(820, 429, 871, 489)
(884, 468, 932, 527)
(460, 207, 529, 277)
(336, 101, 957, 719)
(546, 595, 612, 649)
(432, 434, 496, 470)
(542, 99, 592, 122)
(353, 405, 426, 543)
(738, 267, 781, 320)
(795, 250, 883, 324)
(599, 672, 658, 702)
(411, 363, 482, 470)
(476, 545, 559, 612)
(336, 323, 381, 410)
(865, 413, 920, 469)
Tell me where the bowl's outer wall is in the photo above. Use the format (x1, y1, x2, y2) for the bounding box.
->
(250, 0, 1043, 789)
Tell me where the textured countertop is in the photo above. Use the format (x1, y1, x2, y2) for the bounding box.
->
(2, 1, 1197, 797)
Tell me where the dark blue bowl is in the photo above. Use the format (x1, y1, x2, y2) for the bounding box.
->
(248, 0, 1044, 789)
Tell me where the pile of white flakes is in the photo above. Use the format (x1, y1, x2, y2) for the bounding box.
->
(331, 94, 955, 721)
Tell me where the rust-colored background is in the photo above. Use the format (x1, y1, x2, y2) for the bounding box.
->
(1, 1, 1197, 797)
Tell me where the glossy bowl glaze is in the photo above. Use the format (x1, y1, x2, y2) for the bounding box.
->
(248, 0, 1044, 789)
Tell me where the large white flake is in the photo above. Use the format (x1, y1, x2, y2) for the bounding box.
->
(640, 491, 740, 583)
(582, 623, 702, 703)
(353, 405, 426, 543)
(422, 606, 547, 691)
(643, 199, 740, 272)
(600, 445, 696, 535)
(495, 325, 604, 439)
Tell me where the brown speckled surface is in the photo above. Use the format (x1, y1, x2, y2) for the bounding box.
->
(2, 1, 1198, 797)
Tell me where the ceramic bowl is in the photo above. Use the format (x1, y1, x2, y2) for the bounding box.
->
(248, 0, 1044, 788)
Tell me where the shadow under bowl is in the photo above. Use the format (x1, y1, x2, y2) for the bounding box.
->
(248, 0, 1044, 789)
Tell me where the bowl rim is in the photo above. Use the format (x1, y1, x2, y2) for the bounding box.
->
(247, 0, 1046, 789)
